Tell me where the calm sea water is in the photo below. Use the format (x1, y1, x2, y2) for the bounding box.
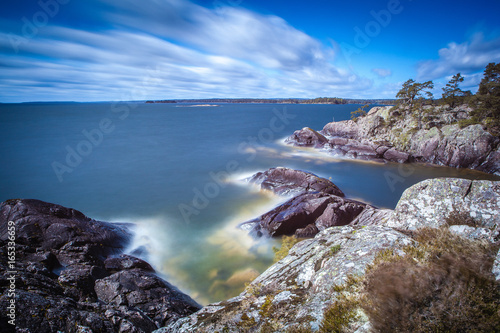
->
(1, 102, 498, 304)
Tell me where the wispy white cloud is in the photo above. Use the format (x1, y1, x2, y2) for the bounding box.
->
(372, 68, 392, 78)
(417, 33, 500, 81)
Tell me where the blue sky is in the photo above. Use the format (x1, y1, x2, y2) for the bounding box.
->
(1, 0, 500, 102)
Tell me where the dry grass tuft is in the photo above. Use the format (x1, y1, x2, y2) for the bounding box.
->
(362, 227, 500, 333)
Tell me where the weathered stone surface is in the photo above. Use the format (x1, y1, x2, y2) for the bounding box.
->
(0, 199, 200, 333)
(95, 269, 201, 327)
(349, 207, 393, 226)
(409, 124, 500, 172)
(315, 199, 367, 230)
(160, 226, 414, 332)
(0, 199, 130, 257)
(105, 254, 155, 273)
(448, 225, 498, 243)
(386, 178, 500, 231)
(241, 192, 369, 238)
(248, 167, 344, 197)
(321, 120, 360, 139)
(383, 147, 410, 163)
(285, 127, 328, 148)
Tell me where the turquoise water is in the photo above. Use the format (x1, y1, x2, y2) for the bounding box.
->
(1, 102, 498, 304)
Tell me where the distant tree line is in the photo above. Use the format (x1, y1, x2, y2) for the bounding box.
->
(146, 98, 396, 105)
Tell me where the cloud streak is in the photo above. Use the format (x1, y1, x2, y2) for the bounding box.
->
(417, 33, 500, 81)
(0, 0, 376, 102)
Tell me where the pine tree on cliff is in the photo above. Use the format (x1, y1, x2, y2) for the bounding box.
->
(471, 63, 500, 131)
(396, 79, 434, 129)
(441, 73, 471, 108)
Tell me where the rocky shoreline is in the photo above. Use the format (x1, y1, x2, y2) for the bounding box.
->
(0, 199, 201, 333)
(2, 168, 500, 332)
(285, 106, 500, 175)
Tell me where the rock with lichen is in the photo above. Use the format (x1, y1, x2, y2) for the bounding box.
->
(386, 178, 500, 233)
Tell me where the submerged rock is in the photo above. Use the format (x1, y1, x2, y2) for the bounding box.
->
(0, 199, 201, 333)
(247, 167, 344, 196)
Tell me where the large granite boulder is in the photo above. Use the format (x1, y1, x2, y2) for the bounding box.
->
(159, 225, 414, 332)
(241, 192, 370, 238)
(247, 167, 344, 196)
(386, 178, 500, 233)
(284, 127, 328, 148)
(0, 199, 201, 333)
(321, 120, 360, 139)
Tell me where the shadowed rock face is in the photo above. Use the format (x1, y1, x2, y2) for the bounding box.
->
(247, 167, 344, 197)
(0, 199, 201, 333)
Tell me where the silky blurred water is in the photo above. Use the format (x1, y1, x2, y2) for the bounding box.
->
(1, 102, 497, 304)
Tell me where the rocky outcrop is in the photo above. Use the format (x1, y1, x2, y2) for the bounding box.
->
(286, 105, 500, 175)
(0, 199, 201, 333)
(242, 192, 370, 238)
(247, 167, 344, 196)
(160, 225, 414, 333)
(494, 249, 500, 282)
(242, 168, 375, 238)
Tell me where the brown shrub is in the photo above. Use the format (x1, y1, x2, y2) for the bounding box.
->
(362, 227, 500, 333)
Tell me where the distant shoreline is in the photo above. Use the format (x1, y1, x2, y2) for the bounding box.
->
(145, 98, 395, 105)
(176, 104, 220, 107)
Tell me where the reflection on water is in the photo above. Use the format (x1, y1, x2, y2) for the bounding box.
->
(123, 189, 285, 305)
